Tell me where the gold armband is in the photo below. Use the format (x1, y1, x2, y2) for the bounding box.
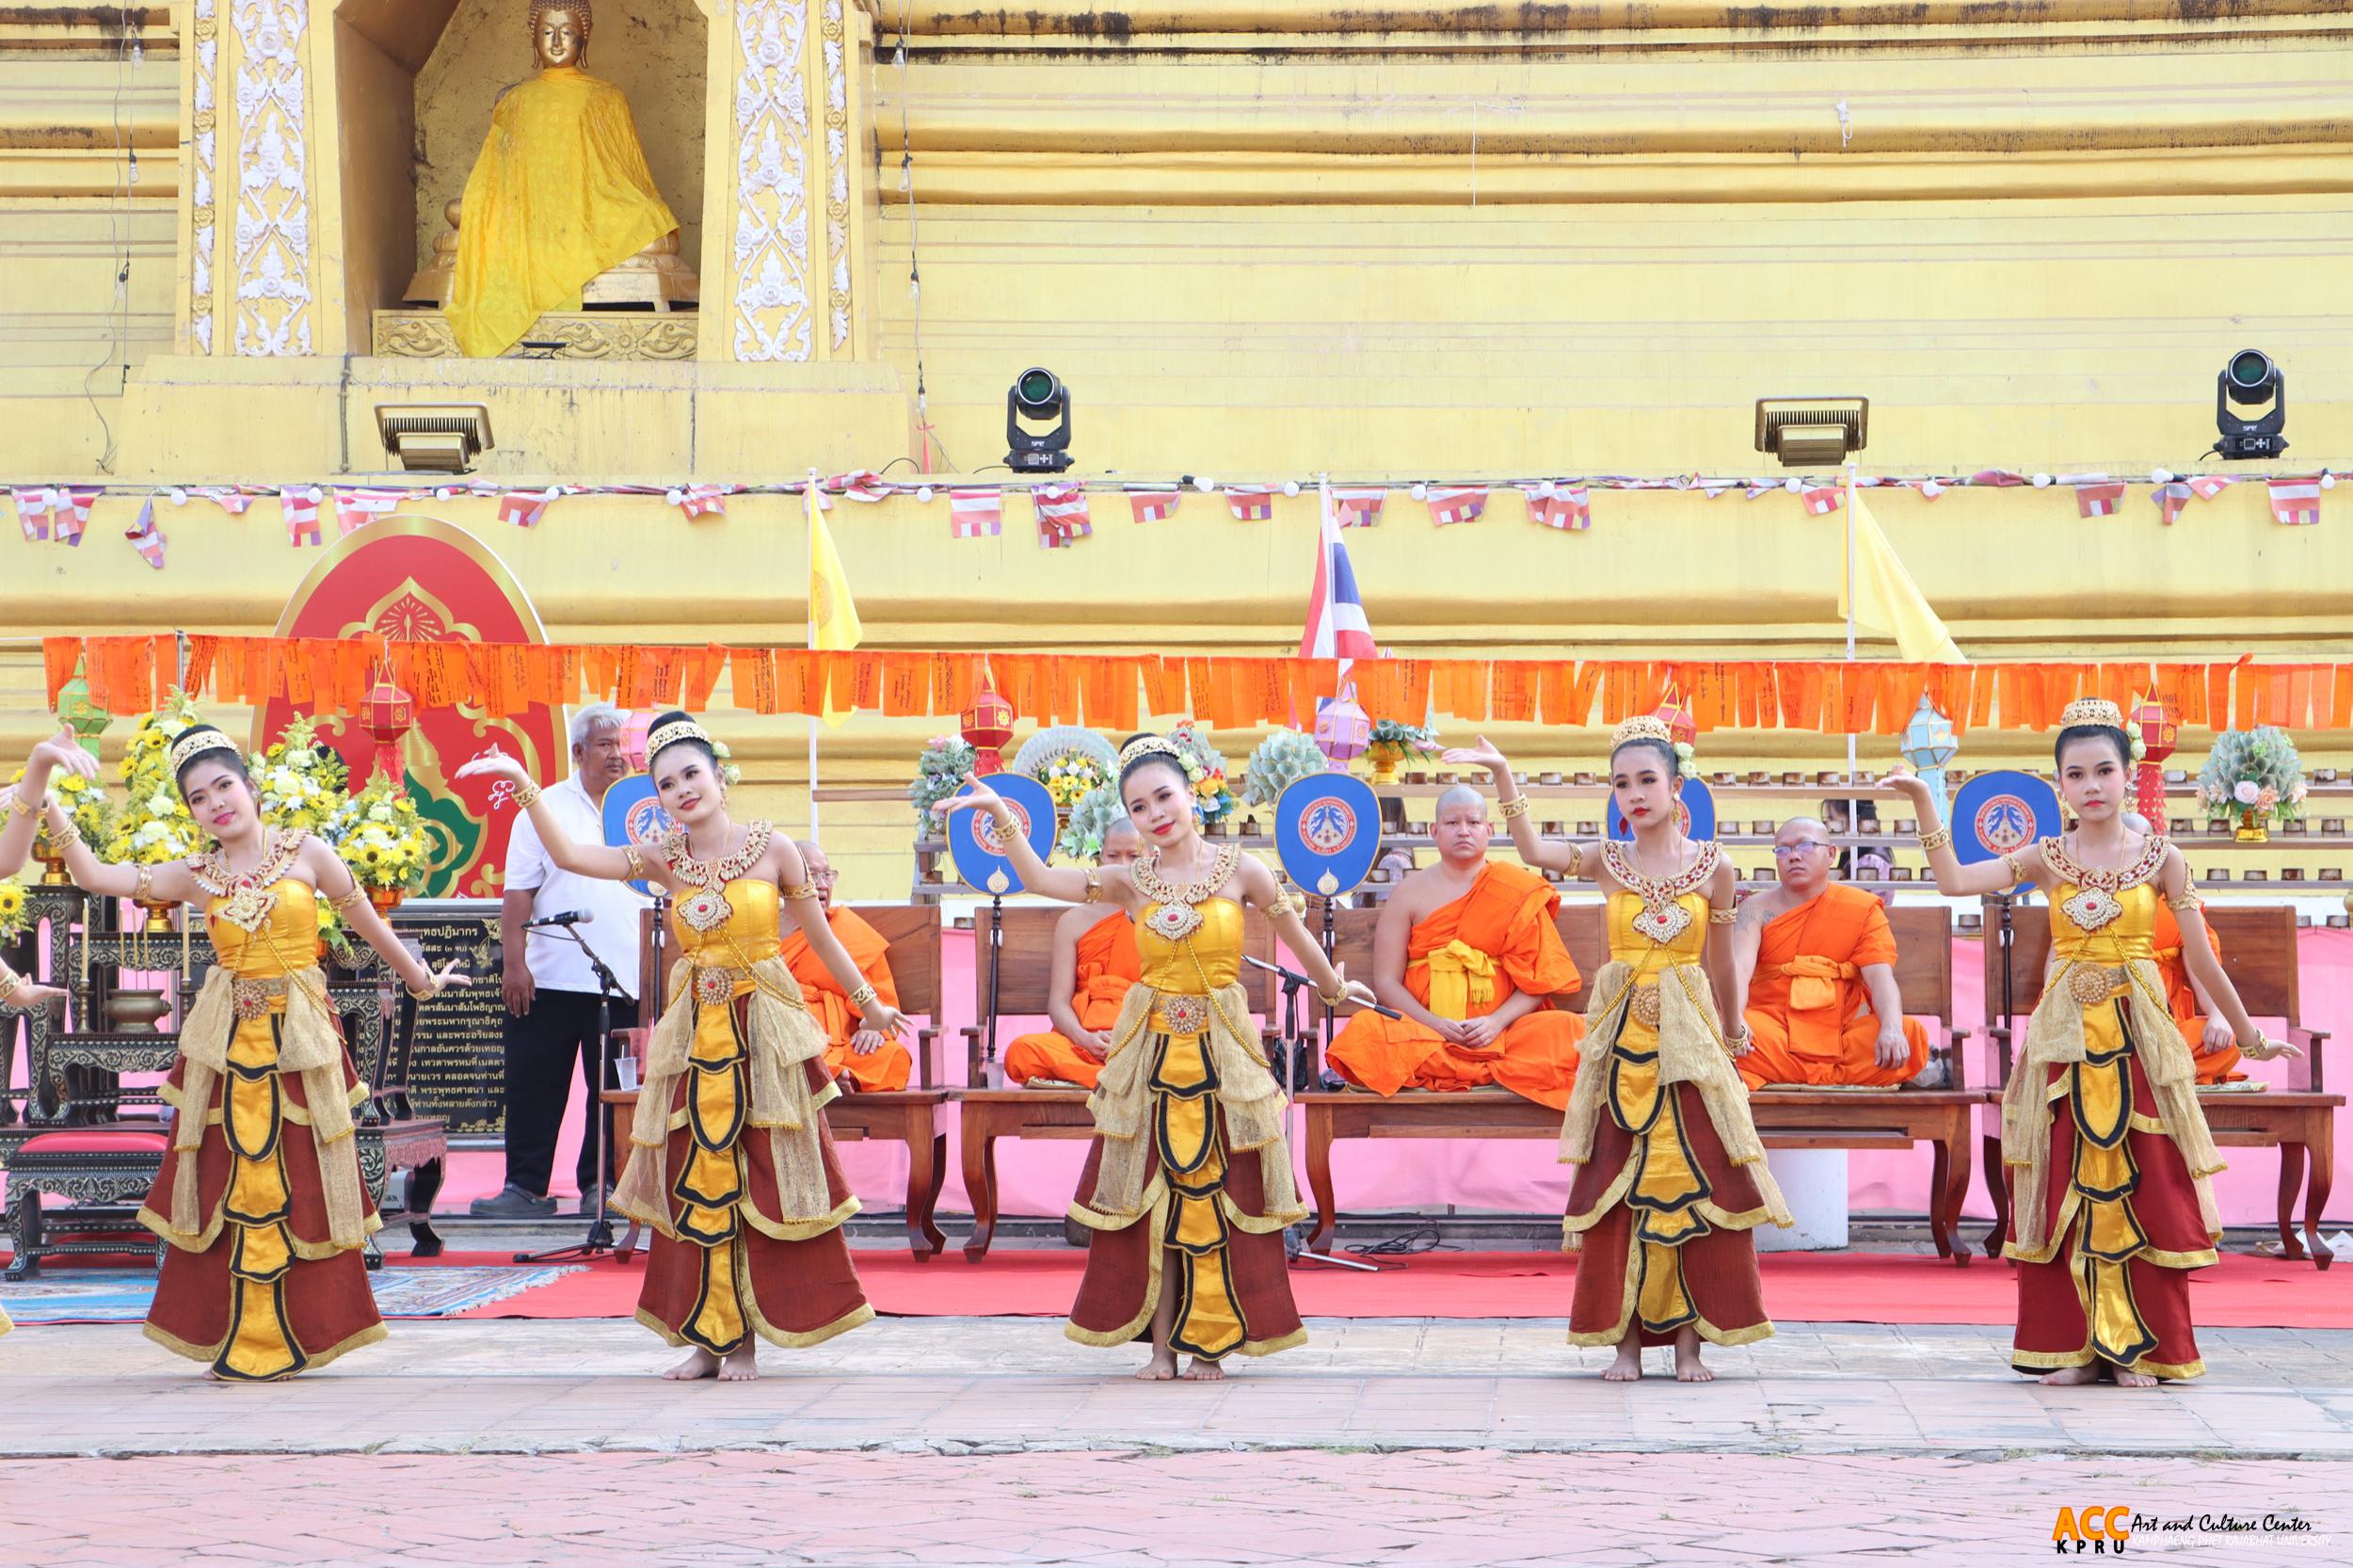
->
(1563, 841, 1584, 878)
(2165, 888, 2203, 912)
(1268, 888, 1305, 920)
(1082, 868, 1101, 904)
(1708, 906, 1738, 925)
(782, 880, 818, 902)
(1497, 794, 1531, 821)
(2001, 852, 2025, 885)
(621, 845, 647, 881)
(847, 981, 879, 1013)
(510, 780, 543, 810)
(134, 865, 154, 902)
(329, 884, 368, 916)
(1916, 824, 1953, 852)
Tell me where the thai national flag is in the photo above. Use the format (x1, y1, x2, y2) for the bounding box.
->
(1302, 480, 1379, 663)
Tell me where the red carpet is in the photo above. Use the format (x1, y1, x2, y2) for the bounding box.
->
(436, 1248, 2349, 1330)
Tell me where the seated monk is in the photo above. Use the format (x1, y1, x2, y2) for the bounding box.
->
(1003, 824, 1144, 1090)
(2125, 813, 2240, 1084)
(445, 1, 682, 358)
(1324, 786, 1586, 1108)
(1730, 817, 1930, 1090)
(780, 840, 913, 1093)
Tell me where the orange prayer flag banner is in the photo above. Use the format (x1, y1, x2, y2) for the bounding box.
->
(931, 653, 975, 716)
(1493, 662, 1534, 723)
(731, 648, 777, 714)
(681, 645, 727, 712)
(1436, 660, 1488, 723)
(42, 637, 81, 711)
(1196, 660, 1243, 728)
(1353, 660, 1399, 722)
(883, 653, 930, 717)
(2157, 664, 2203, 728)
(775, 651, 818, 715)
(583, 646, 618, 703)
(282, 641, 319, 708)
(1251, 659, 1291, 725)
(2332, 664, 2353, 730)
(1043, 655, 1082, 724)
(994, 654, 1041, 722)
(843, 652, 885, 713)
(1836, 664, 1876, 734)
(1289, 658, 1340, 712)
(1139, 654, 1185, 720)
(2206, 663, 2236, 732)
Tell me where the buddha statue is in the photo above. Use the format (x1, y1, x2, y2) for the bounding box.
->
(426, 0, 696, 358)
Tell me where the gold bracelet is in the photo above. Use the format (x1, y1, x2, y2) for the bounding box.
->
(0, 966, 21, 1004)
(8, 789, 37, 818)
(1318, 984, 1347, 1009)
(511, 780, 542, 809)
(1724, 1022, 1752, 1052)
(1916, 824, 1953, 852)
(406, 976, 439, 1001)
(846, 981, 878, 1012)
(1708, 905, 1737, 925)
(134, 865, 154, 902)
(1498, 794, 1531, 821)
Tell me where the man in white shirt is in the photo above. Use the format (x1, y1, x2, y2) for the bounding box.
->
(470, 702, 654, 1218)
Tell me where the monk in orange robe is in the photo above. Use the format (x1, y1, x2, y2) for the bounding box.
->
(2149, 902, 2241, 1084)
(1730, 817, 1929, 1090)
(1004, 824, 1144, 1089)
(781, 840, 911, 1093)
(1324, 786, 1586, 1108)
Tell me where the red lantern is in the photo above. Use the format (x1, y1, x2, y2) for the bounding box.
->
(2129, 693, 2179, 834)
(359, 679, 416, 793)
(1652, 687, 1698, 748)
(962, 678, 1015, 775)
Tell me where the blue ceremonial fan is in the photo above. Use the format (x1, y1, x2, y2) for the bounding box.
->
(1273, 774, 1383, 898)
(1604, 778, 1717, 843)
(600, 775, 672, 897)
(1951, 770, 2061, 894)
(947, 773, 1058, 895)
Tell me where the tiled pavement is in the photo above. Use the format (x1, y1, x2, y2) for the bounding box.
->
(3, 1318, 2348, 1564)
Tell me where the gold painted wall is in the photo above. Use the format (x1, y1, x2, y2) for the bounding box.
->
(411, 0, 708, 296)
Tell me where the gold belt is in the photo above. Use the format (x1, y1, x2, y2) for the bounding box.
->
(231, 975, 291, 1020)
(691, 966, 747, 1007)
(1151, 994, 1211, 1036)
(2063, 962, 2129, 1006)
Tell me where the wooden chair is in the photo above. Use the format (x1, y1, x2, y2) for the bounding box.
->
(816, 905, 952, 1260)
(1297, 896, 1989, 1263)
(1980, 901, 2339, 1268)
(604, 904, 952, 1260)
(954, 903, 1280, 1261)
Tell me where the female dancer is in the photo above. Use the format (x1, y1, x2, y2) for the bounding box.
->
(1449, 721, 1789, 1382)
(937, 733, 1378, 1380)
(1885, 697, 2293, 1384)
(459, 711, 906, 1381)
(9, 722, 468, 1379)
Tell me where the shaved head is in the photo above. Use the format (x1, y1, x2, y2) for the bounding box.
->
(1771, 816, 1837, 898)
(1431, 784, 1494, 867)
(1777, 816, 1830, 845)
(1436, 784, 1489, 818)
(1098, 819, 1144, 867)
(795, 839, 837, 907)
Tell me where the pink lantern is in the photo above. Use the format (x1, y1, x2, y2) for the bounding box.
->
(1314, 693, 1370, 769)
(619, 709, 652, 773)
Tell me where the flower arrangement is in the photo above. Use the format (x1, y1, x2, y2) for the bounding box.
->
(1365, 718, 1439, 782)
(8, 762, 109, 861)
(248, 714, 349, 836)
(326, 780, 435, 898)
(315, 901, 359, 967)
(2196, 728, 2307, 841)
(102, 696, 205, 869)
(1241, 728, 1330, 806)
(0, 876, 30, 945)
(1058, 782, 1128, 859)
(909, 734, 977, 827)
(1168, 721, 1236, 824)
(1013, 726, 1115, 813)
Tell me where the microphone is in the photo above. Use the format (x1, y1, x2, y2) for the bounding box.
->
(1242, 955, 1401, 1018)
(523, 910, 594, 930)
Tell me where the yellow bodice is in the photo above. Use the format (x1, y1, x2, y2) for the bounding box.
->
(672, 877, 784, 967)
(2050, 881, 2159, 967)
(206, 879, 319, 978)
(1606, 890, 1711, 968)
(1137, 897, 1244, 995)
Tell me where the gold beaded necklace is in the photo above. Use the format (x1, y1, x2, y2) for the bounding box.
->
(1603, 838, 1721, 946)
(664, 819, 773, 933)
(1130, 843, 1240, 944)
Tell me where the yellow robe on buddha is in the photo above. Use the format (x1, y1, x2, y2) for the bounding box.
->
(446, 66, 679, 359)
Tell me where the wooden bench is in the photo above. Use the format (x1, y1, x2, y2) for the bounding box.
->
(1980, 902, 2339, 1268)
(1298, 899, 1989, 1262)
(955, 903, 1280, 1262)
(607, 904, 953, 1260)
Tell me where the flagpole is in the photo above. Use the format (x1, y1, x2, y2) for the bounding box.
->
(1844, 461, 1860, 838)
(807, 471, 821, 841)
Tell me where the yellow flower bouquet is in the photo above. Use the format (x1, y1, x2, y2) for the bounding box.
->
(250, 714, 350, 836)
(104, 699, 205, 871)
(0, 875, 30, 945)
(325, 780, 433, 906)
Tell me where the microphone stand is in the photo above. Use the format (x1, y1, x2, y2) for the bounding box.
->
(516, 920, 629, 1265)
(1242, 953, 1388, 1272)
(982, 889, 1006, 1084)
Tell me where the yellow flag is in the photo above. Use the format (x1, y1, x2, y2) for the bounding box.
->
(808, 486, 862, 725)
(1839, 491, 1965, 664)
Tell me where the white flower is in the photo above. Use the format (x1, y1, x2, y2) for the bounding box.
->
(2233, 779, 2262, 805)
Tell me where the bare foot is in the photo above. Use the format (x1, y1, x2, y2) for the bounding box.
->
(1134, 1349, 1178, 1382)
(718, 1345, 760, 1382)
(664, 1348, 721, 1381)
(1673, 1329, 1714, 1383)
(1603, 1343, 1644, 1382)
(1182, 1357, 1226, 1381)
(2113, 1369, 2159, 1388)
(2039, 1364, 2099, 1386)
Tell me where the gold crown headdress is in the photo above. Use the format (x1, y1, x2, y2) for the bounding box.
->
(2059, 697, 2125, 728)
(647, 717, 712, 761)
(168, 725, 236, 776)
(1117, 734, 1183, 770)
(1609, 715, 1673, 750)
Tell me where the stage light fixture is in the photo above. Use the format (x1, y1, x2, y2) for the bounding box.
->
(1754, 397, 1868, 468)
(376, 403, 494, 472)
(1004, 366, 1073, 473)
(2213, 349, 2287, 460)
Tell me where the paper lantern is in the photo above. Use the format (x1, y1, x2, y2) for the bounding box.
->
(961, 679, 1016, 774)
(618, 709, 652, 773)
(55, 671, 111, 756)
(2128, 693, 2180, 833)
(1899, 694, 1960, 829)
(1314, 695, 1370, 768)
(1652, 688, 1698, 748)
(359, 679, 416, 792)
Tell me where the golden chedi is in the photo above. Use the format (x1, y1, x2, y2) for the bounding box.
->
(432, 1, 695, 359)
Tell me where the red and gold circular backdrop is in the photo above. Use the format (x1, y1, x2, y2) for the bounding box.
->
(259, 516, 562, 897)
